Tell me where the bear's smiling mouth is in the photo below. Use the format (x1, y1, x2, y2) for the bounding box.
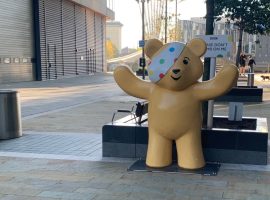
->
(171, 75, 181, 81)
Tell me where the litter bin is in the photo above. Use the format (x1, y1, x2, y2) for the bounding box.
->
(0, 90, 22, 139)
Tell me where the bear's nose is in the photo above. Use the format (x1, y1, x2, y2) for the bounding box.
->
(172, 69, 181, 74)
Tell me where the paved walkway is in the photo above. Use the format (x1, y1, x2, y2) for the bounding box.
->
(0, 73, 270, 199)
(0, 133, 101, 159)
(0, 73, 138, 160)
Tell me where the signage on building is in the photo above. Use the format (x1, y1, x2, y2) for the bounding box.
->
(196, 35, 231, 58)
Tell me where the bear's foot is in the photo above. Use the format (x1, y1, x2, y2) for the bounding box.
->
(146, 159, 172, 168)
(178, 159, 205, 170)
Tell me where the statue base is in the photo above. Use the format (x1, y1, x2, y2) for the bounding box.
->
(128, 159, 220, 176)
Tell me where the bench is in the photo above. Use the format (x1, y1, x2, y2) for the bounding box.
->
(111, 101, 148, 125)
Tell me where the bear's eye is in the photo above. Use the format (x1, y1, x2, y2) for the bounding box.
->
(183, 57, 190, 65)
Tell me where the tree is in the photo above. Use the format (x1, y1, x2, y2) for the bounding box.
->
(259, 0, 270, 34)
(214, 0, 270, 67)
(106, 40, 118, 59)
(168, 26, 182, 41)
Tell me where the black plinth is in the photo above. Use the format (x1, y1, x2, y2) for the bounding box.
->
(128, 159, 220, 176)
(215, 86, 263, 102)
(103, 116, 268, 165)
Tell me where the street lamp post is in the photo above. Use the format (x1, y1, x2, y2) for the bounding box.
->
(136, 0, 149, 80)
(203, 0, 215, 128)
(174, 0, 184, 41)
(165, 0, 168, 43)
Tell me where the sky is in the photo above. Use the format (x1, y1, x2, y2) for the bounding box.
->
(114, 0, 207, 49)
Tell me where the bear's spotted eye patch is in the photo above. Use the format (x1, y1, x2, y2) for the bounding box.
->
(183, 57, 190, 65)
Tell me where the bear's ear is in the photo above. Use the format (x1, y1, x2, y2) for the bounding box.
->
(145, 39, 163, 59)
(186, 38, 207, 57)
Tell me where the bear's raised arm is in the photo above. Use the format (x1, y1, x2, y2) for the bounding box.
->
(114, 65, 153, 100)
(191, 64, 239, 101)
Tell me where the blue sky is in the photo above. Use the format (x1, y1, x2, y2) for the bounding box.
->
(114, 0, 206, 48)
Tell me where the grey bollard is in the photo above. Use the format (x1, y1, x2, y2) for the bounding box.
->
(247, 73, 254, 87)
(228, 102, 243, 121)
(0, 90, 22, 139)
(247, 67, 254, 87)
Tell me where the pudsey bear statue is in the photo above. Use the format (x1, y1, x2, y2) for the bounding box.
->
(114, 38, 238, 169)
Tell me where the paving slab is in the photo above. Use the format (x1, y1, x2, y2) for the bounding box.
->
(22, 99, 138, 133)
(0, 156, 269, 200)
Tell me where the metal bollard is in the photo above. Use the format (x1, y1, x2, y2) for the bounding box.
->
(247, 73, 254, 87)
(228, 102, 243, 121)
(0, 90, 22, 139)
(247, 66, 254, 87)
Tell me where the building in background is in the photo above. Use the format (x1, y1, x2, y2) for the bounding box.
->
(106, 21, 123, 56)
(254, 35, 270, 65)
(178, 17, 270, 65)
(0, 0, 114, 83)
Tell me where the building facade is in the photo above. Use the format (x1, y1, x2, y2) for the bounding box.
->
(254, 35, 270, 64)
(0, 0, 34, 83)
(178, 17, 263, 62)
(106, 21, 123, 55)
(0, 0, 114, 83)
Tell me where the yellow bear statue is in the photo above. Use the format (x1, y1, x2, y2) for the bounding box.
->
(114, 38, 238, 169)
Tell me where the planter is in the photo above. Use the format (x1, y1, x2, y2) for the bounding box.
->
(103, 116, 268, 165)
(202, 116, 268, 165)
(215, 86, 263, 102)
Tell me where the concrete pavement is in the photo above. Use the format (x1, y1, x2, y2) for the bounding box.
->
(1, 156, 270, 200)
(0, 72, 270, 199)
